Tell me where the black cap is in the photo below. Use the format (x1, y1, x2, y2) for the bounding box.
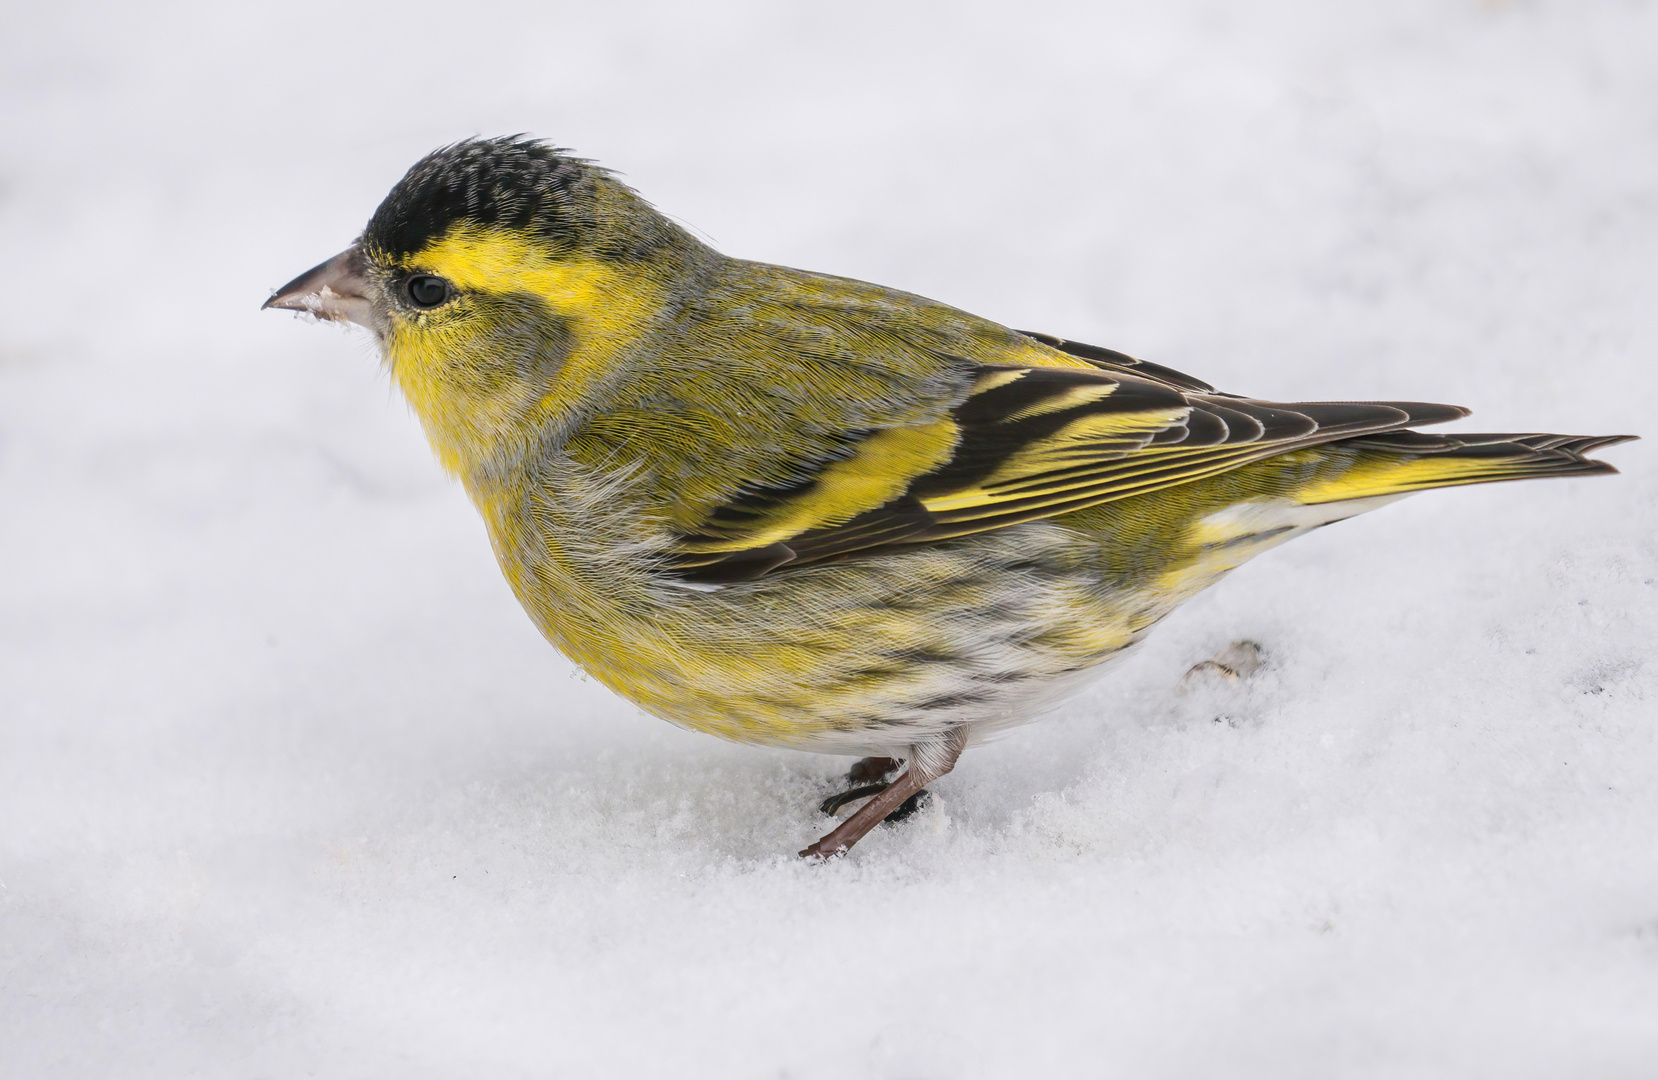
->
(364, 136, 597, 262)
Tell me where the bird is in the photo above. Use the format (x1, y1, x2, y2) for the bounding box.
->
(264, 136, 1631, 859)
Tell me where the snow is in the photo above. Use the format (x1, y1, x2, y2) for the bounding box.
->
(2, 1, 1655, 1076)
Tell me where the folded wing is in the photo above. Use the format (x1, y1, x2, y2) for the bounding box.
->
(667, 336, 1470, 583)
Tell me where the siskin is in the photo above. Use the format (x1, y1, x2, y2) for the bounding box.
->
(266, 137, 1631, 858)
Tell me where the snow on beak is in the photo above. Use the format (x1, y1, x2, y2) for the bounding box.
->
(263, 244, 376, 328)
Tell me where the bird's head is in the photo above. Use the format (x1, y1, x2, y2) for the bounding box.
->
(265, 136, 706, 477)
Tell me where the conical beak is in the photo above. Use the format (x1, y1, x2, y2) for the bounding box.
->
(263, 245, 375, 327)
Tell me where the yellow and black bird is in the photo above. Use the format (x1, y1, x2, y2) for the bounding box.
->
(266, 136, 1631, 858)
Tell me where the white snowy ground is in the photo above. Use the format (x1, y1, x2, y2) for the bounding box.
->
(3, 2, 1655, 1076)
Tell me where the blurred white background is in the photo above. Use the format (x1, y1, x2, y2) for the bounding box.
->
(2, 2, 1654, 1076)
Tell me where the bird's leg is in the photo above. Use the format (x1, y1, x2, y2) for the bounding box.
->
(818, 757, 903, 815)
(801, 727, 968, 859)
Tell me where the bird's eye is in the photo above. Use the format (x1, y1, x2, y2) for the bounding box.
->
(405, 275, 451, 308)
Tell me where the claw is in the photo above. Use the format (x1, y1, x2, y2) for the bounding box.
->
(819, 784, 932, 822)
(800, 727, 968, 859)
(819, 783, 889, 816)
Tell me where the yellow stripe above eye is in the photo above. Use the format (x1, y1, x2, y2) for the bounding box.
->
(679, 419, 963, 553)
(405, 226, 651, 314)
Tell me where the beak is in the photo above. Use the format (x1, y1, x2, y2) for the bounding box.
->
(262, 244, 376, 328)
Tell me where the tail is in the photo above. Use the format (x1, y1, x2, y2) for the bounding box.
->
(1295, 430, 1636, 505)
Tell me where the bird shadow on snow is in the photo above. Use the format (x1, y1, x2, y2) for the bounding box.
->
(375, 634, 1279, 880)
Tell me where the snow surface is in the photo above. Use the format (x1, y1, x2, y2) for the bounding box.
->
(3, 2, 1656, 1076)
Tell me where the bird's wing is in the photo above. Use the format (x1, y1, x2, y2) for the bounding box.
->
(665, 337, 1469, 583)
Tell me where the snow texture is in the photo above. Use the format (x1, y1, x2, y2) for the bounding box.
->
(2, 2, 1655, 1076)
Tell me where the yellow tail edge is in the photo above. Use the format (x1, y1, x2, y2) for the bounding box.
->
(1297, 431, 1636, 505)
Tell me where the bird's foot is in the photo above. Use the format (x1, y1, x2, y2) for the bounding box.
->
(801, 729, 967, 859)
(819, 757, 928, 821)
(819, 784, 932, 821)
